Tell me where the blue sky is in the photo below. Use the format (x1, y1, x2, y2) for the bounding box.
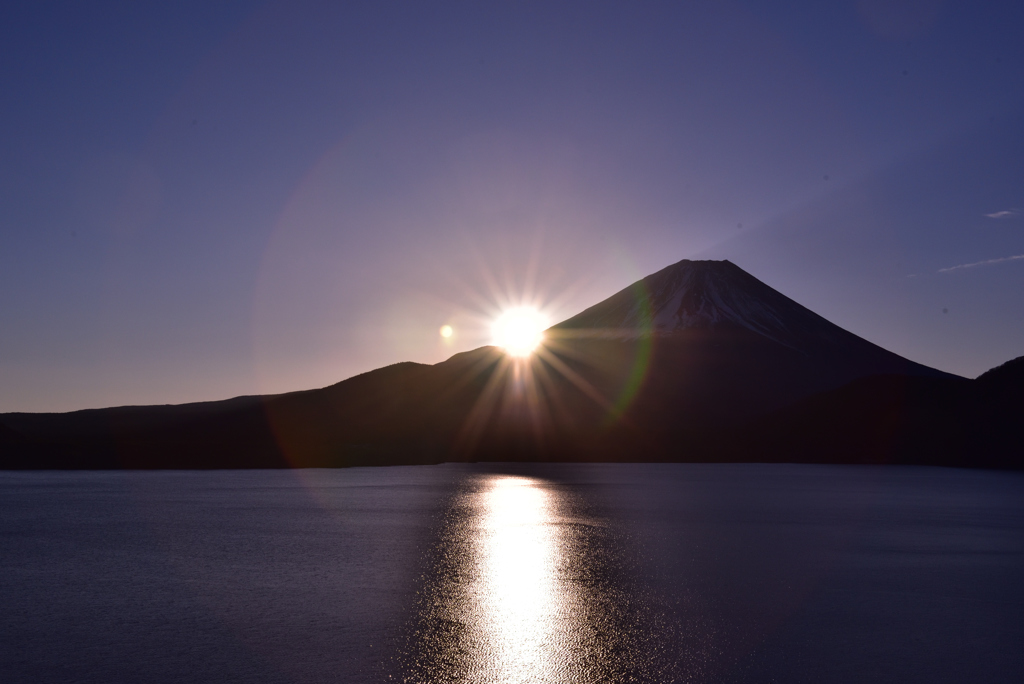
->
(2, 1, 1022, 411)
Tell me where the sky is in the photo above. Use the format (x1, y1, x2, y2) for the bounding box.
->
(1, 0, 1023, 413)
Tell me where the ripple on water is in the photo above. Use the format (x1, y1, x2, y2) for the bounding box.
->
(404, 473, 698, 684)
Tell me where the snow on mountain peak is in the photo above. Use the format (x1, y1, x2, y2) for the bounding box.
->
(553, 259, 844, 350)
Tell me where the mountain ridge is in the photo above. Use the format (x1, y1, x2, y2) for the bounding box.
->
(1, 259, 1017, 469)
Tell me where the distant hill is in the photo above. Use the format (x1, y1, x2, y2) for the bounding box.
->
(740, 355, 1023, 469)
(1, 259, 1019, 469)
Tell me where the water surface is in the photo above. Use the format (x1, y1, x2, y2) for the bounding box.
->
(2, 464, 1022, 683)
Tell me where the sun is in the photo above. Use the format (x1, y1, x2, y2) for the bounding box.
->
(492, 307, 549, 357)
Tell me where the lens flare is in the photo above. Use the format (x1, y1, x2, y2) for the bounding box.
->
(492, 307, 548, 357)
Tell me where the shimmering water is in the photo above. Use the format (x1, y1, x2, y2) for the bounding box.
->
(2, 464, 1023, 683)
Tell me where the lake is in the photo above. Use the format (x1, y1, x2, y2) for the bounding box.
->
(2, 464, 1023, 683)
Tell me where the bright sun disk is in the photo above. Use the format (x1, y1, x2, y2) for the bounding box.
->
(492, 307, 548, 357)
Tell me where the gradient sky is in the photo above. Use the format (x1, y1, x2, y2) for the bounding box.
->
(2, 1, 1023, 412)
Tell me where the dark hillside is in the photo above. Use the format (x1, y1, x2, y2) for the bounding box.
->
(3, 261, 1019, 470)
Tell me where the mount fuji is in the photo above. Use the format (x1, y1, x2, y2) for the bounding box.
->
(543, 259, 951, 435)
(557, 259, 908, 353)
(1, 259, 1019, 469)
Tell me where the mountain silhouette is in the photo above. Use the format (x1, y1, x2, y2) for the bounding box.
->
(1, 259, 1019, 469)
(545, 260, 951, 432)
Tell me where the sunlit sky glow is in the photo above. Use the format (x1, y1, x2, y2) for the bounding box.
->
(491, 307, 549, 357)
(1, 1, 1023, 411)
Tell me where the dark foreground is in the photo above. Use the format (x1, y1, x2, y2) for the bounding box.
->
(1, 354, 1021, 470)
(2, 463, 1023, 683)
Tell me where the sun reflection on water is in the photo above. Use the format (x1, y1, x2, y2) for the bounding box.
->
(472, 477, 561, 682)
(407, 473, 674, 684)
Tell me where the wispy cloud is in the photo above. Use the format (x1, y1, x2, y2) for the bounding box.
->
(984, 209, 1020, 219)
(939, 254, 1024, 273)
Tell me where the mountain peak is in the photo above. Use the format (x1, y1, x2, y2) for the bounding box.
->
(553, 258, 841, 349)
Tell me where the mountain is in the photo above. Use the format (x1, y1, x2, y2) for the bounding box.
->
(558, 259, 878, 347)
(543, 260, 952, 435)
(1, 259, 1019, 469)
(744, 355, 1023, 469)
